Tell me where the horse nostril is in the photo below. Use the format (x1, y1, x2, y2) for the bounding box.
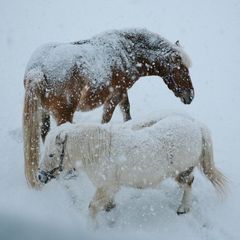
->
(180, 89, 194, 104)
(38, 174, 42, 181)
(38, 174, 44, 182)
(38, 171, 48, 184)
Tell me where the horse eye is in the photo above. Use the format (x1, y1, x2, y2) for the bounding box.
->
(49, 154, 54, 158)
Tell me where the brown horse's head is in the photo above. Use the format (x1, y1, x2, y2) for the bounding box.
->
(162, 53, 194, 104)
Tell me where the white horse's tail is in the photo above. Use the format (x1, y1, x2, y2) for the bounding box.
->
(200, 126, 228, 196)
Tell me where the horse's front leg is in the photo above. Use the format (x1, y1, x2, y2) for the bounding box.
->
(119, 92, 132, 122)
(175, 167, 194, 215)
(41, 110, 50, 143)
(89, 187, 117, 220)
(102, 93, 121, 123)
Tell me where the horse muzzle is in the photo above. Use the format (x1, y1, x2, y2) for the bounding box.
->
(38, 170, 51, 184)
(180, 89, 194, 104)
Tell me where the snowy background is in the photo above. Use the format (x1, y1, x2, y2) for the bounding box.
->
(0, 0, 240, 239)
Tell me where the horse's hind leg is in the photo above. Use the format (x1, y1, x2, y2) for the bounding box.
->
(175, 167, 194, 215)
(119, 92, 131, 122)
(41, 111, 50, 143)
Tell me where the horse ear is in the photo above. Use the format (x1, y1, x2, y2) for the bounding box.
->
(63, 134, 68, 146)
(55, 134, 61, 145)
(55, 132, 67, 145)
(175, 40, 180, 47)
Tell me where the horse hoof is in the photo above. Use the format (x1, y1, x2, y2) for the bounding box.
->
(104, 201, 116, 212)
(177, 210, 187, 215)
(177, 206, 190, 215)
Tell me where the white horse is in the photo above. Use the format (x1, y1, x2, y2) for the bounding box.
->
(38, 114, 227, 219)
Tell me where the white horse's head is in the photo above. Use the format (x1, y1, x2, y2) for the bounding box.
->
(38, 131, 67, 184)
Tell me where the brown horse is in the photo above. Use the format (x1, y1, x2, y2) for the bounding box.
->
(23, 28, 194, 188)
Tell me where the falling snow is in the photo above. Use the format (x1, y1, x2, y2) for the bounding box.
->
(1, 0, 240, 240)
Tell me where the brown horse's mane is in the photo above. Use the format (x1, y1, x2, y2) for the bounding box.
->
(25, 28, 191, 89)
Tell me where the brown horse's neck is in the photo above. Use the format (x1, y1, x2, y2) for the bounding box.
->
(120, 31, 173, 80)
(134, 55, 167, 79)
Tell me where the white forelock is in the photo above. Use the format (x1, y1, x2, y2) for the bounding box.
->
(175, 45, 192, 68)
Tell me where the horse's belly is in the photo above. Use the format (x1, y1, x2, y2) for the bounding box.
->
(119, 171, 165, 188)
(78, 86, 108, 111)
(117, 160, 168, 188)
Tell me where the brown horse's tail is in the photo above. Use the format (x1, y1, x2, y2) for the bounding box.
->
(23, 71, 46, 188)
(200, 125, 228, 197)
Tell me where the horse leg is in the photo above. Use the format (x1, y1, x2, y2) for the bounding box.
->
(88, 187, 116, 219)
(41, 111, 50, 143)
(104, 199, 116, 212)
(41, 106, 74, 142)
(102, 93, 121, 123)
(119, 92, 132, 122)
(175, 167, 194, 215)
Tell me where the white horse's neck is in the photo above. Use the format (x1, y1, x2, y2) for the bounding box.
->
(65, 126, 112, 169)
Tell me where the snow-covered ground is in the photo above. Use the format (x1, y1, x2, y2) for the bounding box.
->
(1, 0, 240, 239)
